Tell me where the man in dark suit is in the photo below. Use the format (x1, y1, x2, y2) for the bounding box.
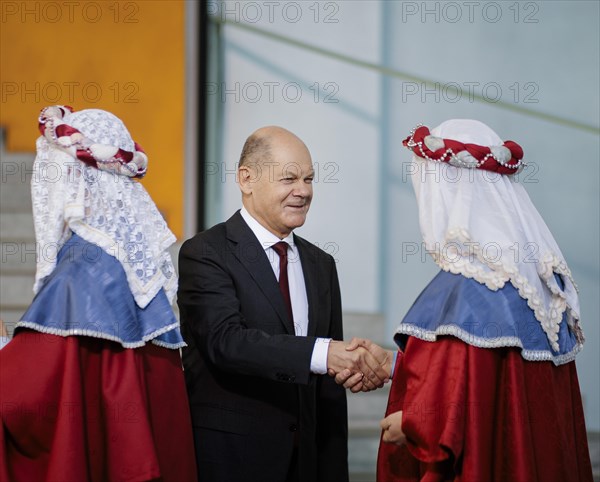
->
(178, 126, 390, 482)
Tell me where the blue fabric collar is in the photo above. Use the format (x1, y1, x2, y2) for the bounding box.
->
(394, 270, 581, 365)
(17, 234, 184, 349)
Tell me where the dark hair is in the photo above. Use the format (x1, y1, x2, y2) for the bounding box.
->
(238, 134, 271, 167)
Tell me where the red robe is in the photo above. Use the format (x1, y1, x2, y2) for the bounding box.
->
(1, 330, 198, 482)
(377, 336, 593, 482)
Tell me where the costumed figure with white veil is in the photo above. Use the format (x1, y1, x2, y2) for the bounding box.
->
(372, 119, 593, 481)
(0, 106, 197, 481)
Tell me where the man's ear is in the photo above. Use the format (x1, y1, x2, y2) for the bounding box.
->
(238, 166, 254, 195)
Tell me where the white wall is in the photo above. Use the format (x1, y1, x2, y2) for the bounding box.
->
(211, 1, 384, 312)
(207, 0, 600, 430)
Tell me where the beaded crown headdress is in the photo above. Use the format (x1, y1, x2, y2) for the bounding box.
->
(38, 105, 147, 178)
(403, 124, 525, 175)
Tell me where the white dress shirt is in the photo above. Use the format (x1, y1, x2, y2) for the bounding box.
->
(240, 207, 330, 374)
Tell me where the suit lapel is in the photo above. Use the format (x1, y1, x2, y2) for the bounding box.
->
(295, 236, 319, 337)
(226, 211, 296, 335)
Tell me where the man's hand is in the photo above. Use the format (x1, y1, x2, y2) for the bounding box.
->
(330, 369, 365, 393)
(326, 340, 390, 390)
(380, 411, 405, 445)
(329, 338, 394, 392)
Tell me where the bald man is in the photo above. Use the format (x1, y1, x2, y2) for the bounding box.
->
(178, 127, 390, 482)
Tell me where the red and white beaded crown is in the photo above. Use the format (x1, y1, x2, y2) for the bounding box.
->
(38, 105, 147, 178)
(403, 124, 524, 175)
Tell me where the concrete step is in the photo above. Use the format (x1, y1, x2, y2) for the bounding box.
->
(1, 137, 36, 213)
(349, 473, 376, 482)
(349, 434, 380, 479)
(0, 176, 32, 212)
(589, 431, 600, 480)
(0, 150, 34, 163)
(0, 153, 35, 208)
(348, 385, 390, 425)
(0, 311, 24, 335)
(346, 380, 389, 476)
(0, 212, 35, 241)
(1, 241, 37, 274)
(341, 311, 393, 479)
(0, 154, 34, 184)
(0, 274, 35, 308)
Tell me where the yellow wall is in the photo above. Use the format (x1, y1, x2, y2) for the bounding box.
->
(1, 0, 186, 237)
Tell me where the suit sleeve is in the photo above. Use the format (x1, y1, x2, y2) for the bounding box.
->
(177, 237, 317, 385)
(316, 259, 350, 482)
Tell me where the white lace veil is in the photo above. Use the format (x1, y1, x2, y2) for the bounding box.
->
(32, 108, 177, 308)
(410, 119, 582, 351)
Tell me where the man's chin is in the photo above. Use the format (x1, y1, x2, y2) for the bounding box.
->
(285, 213, 307, 230)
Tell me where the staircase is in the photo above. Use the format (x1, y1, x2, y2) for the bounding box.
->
(344, 312, 393, 481)
(0, 129, 36, 335)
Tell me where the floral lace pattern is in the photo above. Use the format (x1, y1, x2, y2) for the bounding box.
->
(426, 227, 583, 352)
(407, 120, 583, 357)
(32, 110, 177, 308)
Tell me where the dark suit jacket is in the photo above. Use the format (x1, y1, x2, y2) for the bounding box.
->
(178, 211, 349, 482)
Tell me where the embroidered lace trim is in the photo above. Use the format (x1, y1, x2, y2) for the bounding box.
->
(425, 227, 583, 352)
(395, 323, 582, 366)
(16, 320, 185, 350)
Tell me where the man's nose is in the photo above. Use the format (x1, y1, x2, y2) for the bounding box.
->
(293, 181, 312, 197)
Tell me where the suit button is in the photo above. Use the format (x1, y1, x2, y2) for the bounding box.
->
(289, 424, 298, 432)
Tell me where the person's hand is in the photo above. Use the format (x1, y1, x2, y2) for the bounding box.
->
(326, 340, 390, 390)
(0, 319, 8, 338)
(330, 368, 366, 393)
(380, 411, 406, 445)
(330, 338, 394, 392)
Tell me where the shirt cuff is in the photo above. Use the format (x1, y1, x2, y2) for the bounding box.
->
(310, 338, 331, 374)
(390, 351, 398, 378)
(0, 336, 10, 350)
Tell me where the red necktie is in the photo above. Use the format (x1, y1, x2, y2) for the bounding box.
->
(272, 241, 294, 323)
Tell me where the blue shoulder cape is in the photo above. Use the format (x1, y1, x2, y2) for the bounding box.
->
(17, 234, 185, 349)
(394, 270, 581, 365)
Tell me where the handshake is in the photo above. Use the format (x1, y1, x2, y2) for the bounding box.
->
(326, 338, 394, 393)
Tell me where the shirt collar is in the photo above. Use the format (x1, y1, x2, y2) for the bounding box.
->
(240, 206, 295, 251)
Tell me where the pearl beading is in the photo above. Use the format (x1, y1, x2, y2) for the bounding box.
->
(394, 322, 582, 366)
(38, 105, 146, 178)
(406, 123, 525, 171)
